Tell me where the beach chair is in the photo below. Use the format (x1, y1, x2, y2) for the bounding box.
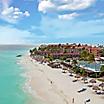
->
(77, 88, 87, 93)
(72, 79, 77, 82)
(85, 99, 90, 102)
(96, 91, 102, 95)
(69, 74, 73, 77)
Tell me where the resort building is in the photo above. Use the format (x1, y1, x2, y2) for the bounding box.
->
(34, 43, 102, 60)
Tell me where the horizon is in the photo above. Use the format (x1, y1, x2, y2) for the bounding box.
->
(0, 42, 103, 46)
(0, 0, 104, 44)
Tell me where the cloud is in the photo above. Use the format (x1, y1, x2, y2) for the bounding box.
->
(57, 0, 95, 11)
(58, 12, 79, 20)
(24, 11, 30, 17)
(0, 25, 46, 44)
(38, 0, 55, 13)
(1, 0, 11, 9)
(38, 0, 95, 13)
(34, 16, 104, 40)
(0, 0, 30, 23)
(98, 13, 104, 17)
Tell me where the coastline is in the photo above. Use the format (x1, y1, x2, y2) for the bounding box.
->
(19, 54, 104, 104)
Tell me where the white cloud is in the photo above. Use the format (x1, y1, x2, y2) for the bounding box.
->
(57, 0, 95, 11)
(34, 16, 104, 39)
(0, 0, 30, 23)
(0, 25, 30, 44)
(38, 0, 55, 13)
(58, 12, 79, 20)
(24, 11, 30, 17)
(0, 25, 46, 44)
(38, 0, 95, 13)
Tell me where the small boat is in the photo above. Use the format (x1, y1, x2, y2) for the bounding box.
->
(16, 55, 22, 57)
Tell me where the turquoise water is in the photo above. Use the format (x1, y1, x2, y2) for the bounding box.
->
(0, 48, 28, 104)
(0, 46, 45, 104)
(0, 46, 31, 104)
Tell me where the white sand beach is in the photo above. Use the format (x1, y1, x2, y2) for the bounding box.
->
(19, 55, 104, 104)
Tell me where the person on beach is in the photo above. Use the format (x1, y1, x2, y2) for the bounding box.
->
(72, 98, 74, 103)
(50, 81, 52, 84)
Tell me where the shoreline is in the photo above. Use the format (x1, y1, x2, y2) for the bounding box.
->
(19, 54, 104, 104)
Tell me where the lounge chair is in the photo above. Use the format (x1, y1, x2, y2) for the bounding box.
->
(96, 91, 102, 95)
(85, 99, 90, 102)
(96, 91, 104, 95)
(77, 88, 87, 93)
(84, 81, 88, 84)
(72, 79, 77, 82)
(69, 74, 73, 77)
(101, 91, 104, 94)
(87, 85, 93, 87)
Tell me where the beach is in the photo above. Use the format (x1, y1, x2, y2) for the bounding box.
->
(20, 55, 104, 104)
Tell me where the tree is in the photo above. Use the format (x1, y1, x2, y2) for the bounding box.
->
(60, 56, 67, 60)
(29, 49, 33, 56)
(80, 50, 89, 61)
(72, 60, 78, 66)
(100, 65, 104, 72)
(88, 53, 95, 63)
(48, 55, 53, 61)
(100, 65, 104, 77)
(73, 66, 80, 74)
(100, 48, 104, 57)
(72, 59, 80, 74)
(32, 47, 37, 51)
(80, 68, 86, 76)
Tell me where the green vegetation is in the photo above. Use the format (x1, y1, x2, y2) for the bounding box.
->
(100, 65, 104, 76)
(80, 68, 86, 76)
(80, 50, 89, 61)
(100, 48, 104, 57)
(88, 53, 95, 63)
(72, 60, 77, 66)
(97, 78, 104, 82)
(73, 66, 79, 74)
(80, 50, 95, 62)
(59, 56, 67, 60)
(100, 65, 104, 72)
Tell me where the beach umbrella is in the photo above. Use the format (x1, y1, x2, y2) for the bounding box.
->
(62, 67, 68, 70)
(89, 79, 96, 86)
(75, 75, 80, 80)
(99, 83, 104, 90)
(89, 79, 96, 83)
(82, 77, 87, 83)
(92, 86, 100, 91)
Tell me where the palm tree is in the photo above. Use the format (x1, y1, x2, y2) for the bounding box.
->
(72, 60, 78, 66)
(100, 65, 104, 76)
(87, 53, 95, 69)
(87, 53, 98, 77)
(72, 60, 80, 74)
(80, 50, 89, 61)
(88, 53, 95, 63)
(100, 48, 104, 57)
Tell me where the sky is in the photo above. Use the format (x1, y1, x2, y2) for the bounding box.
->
(0, 0, 104, 44)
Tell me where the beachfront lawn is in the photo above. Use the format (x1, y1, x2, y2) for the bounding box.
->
(97, 78, 104, 82)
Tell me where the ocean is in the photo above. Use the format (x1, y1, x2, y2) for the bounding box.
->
(0, 45, 38, 104)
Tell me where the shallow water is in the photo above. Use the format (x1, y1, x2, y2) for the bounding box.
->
(0, 45, 44, 104)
